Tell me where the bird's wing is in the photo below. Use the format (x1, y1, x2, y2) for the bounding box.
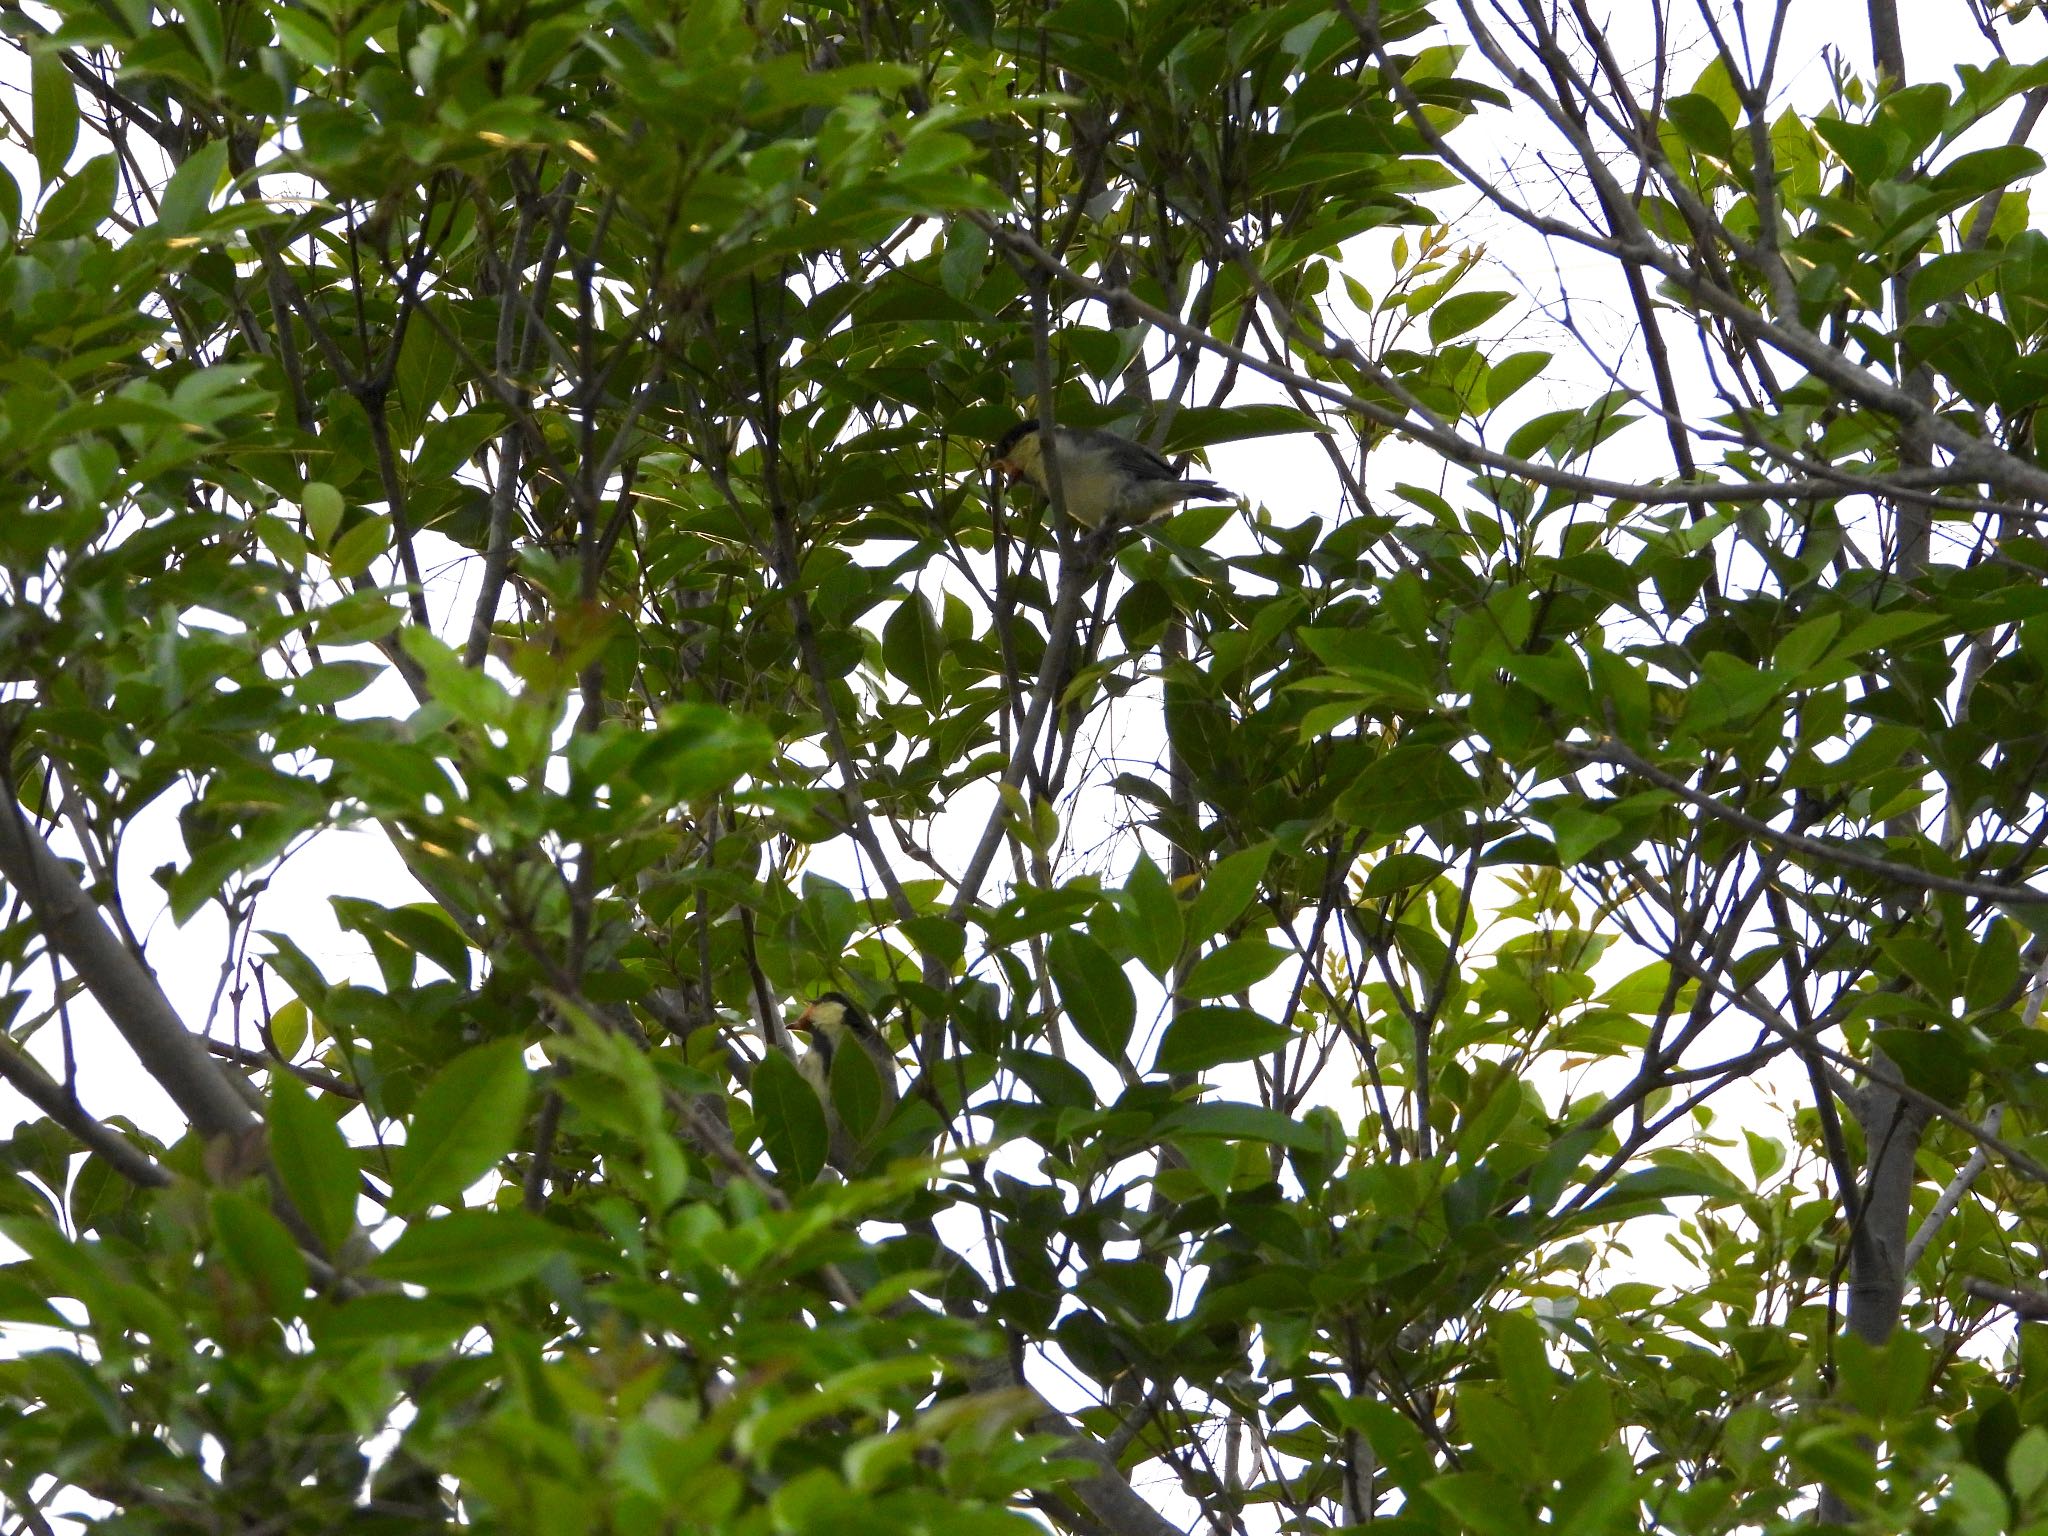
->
(1079, 429, 1183, 483)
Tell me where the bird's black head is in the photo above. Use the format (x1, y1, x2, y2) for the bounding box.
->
(800, 990, 872, 1038)
(992, 419, 1041, 460)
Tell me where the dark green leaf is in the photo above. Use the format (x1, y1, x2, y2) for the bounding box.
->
(267, 1073, 358, 1257)
(37, 154, 116, 241)
(1336, 745, 1481, 831)
(1160, 404, 1331, 452)
(388, 1038, 531, 1214)
(883, 592, 943, 705)
(1120, 852, 1183, 978)
(1872, 1031, 1973, 1106)
(1152, 1006, 1293, 1073)
(31, 52, 78, 186)
(1179, 936, 1289, 999)
(1665, 92, 1733, 158)
(941, 0, 995, 43)
(1047, 928, 1135, 1063)
(372, 1209, 566, 1291)
(1157, 1100, 1328, 1151)
(754, 1048, 829, 1184)
(211, 1190, 309, 1312)
(1424, 1470, 1535, 1536)
(630, 704, 776, 803)
(1186, 843, 1273, 945)
(1361, 852, 1449, 896)
(829, 1031, 888, 1144)
(158, 139, 227, 236)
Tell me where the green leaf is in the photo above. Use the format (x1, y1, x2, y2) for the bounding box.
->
(630, 705, 775, 803)
(308, 1293, 475, 1347)
(1152, 1006, 1293, 1073)
(1968, 917, 2020, 1015)
(1485, 350, 1550, 409)
(1814, 115, 1900, 183)
(1504, 650, 1590, 714)
(1007, 1049, 1097, 1111)
(388, 1038, 531, 1215)
(31, 51, 78, 186)
(158, 139, 227, 236)
(1578, 1161, 1745, 1218)
(1909, 248, 2008, 312)
(754, 1048, 829, 1184)
(372, 1208, 566, 1291)
(37, 154, 116, 241)
(1872, 1030, 1972, 1106)
(1424, 1470, 1535, 1536)
(384, 904, 473, 986)
(1458, 1385, 1537, 1480)
(1047, 928, 1135, 1063)
(1429, 290, 1513, 344)
(1179, 936, 1289, 999)
(303, 482, 345, 547)
(1548, 802, 1623, 865)
(1490, 1310, 1554, 1418)
(1336, 745, 1481, 831)
(211, 1189, 309, 1312)
(1831, 608, 1943, 658)
(1186, 843, 1273, 945)
(1544, 1377, 1616, 1479)
(267, 1073, 358, 1256)
(2009, 1427, 2048, 1503)
(1158, 1100, 1329, 1152)
(328, 513, 392, 579)
(1362, 852, 1449, 897)
(1935, 143, 2045, 201)
(1772, 612, 1841, 677)
(1160, 404, 1331, 452)
(829, 1031, 888, 1145)
(1744, 1129, 1786, 1182)
(1665, 92, 1734, 158)
(1880, 934, 1954, 996)
(1043, 0, 1130, 44)
(883, 592, 943, 705)
(0, 1266, 67, 1327)
(168, 810, 309, 923)
(267, 997, 309, 1059)
(940, 0, 995, 42)
(1297, 628, 1438, 710)
(1551, 1446, 1638, 1531)
(1120, 852, 1183, 978)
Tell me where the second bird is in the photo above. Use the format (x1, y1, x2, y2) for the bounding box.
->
(991, 420, 1236, 530)
(793, 992, 899, 1172)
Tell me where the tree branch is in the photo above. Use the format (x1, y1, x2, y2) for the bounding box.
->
(0, 785, 254, 1139)
(1561, 738, 2048, 905)
(0, 1034, 169, 1188)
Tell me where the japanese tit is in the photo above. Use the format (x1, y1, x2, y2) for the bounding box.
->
(990, 420, 1236, 530)
(793, 992, 899, 1170)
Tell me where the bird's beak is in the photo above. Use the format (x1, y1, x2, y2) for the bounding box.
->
(991, 456, 1022, 482)
(793, 1003, 819, 1036)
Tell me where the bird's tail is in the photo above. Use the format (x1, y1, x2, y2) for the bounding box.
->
(1180, 480, 1235, 502)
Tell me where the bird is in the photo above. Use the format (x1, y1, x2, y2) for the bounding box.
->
(989, 420, 1236, 530)
(792, 992, 900, 1171)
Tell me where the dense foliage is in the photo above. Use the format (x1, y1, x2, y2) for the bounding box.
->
(3, 0, 2048, 1530)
